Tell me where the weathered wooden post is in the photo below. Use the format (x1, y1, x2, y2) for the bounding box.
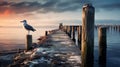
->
(98, 27, 107, 66)
(45, 31, 48, 36)
(67, 26, 71, 37)
(69, 26, 72, 38)
(66, 26, 69, 35)
(64, 26, 66, 32)
(77, 26, 82, 50)
(119, 25, 120, 32)
(72, 26, 76, 42)
(26, 35, 32, 50)
(70, 26, 72, 38)
(62, 26, 65, 32)
(59, 23, 63, 29)
(65, 26, 68, 34)
(81, 4, 95, 67)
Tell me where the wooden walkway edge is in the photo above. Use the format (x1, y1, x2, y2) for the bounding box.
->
(9, 29, 81, 67)
(45, 29, 81, 66)
(37, 29, 81, 67)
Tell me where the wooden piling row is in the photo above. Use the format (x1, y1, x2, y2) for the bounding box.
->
(63, 25, 120, 32)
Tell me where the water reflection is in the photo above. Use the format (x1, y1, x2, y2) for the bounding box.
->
(0, 25, 120, 67)
(0, 26, 57, 51)
(73, 25, 120, 67)
(99, 47, 106, 67)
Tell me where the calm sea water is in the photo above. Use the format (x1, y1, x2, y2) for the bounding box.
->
(74, 26, 120, 67)
(94, 27, 120, 67)
(0, 26, 57, 51)
(0, 25, 120, 67)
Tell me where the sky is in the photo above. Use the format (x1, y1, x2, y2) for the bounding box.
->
(0, 0, 120, 26)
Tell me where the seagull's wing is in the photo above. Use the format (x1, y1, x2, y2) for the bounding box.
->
(25, 24, 36, 31)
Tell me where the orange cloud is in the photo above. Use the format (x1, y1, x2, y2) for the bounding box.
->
(0, 9, 14, 17)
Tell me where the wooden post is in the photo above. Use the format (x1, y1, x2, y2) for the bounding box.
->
(65, 26, 67, 34)
(66, 26, 69, 35)
(26, 35, 32, 50)
(64, 26, 66, 32)
(45, 31, 48, 36)
(59, 23, 63, 29)
(62, 26, 65, 32)
(67, 26, 71, 37)
(81, 4, 95, 67)
(72, 26, 76, 42)
(98, 27, 107, 66)
(119, 25, 120, 32)
(77, 26, 82, 50)
(69, 26, 72, 38)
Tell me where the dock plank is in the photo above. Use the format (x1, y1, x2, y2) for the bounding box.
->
(38, 30, 81, 67)
(9, 30, 81, 67)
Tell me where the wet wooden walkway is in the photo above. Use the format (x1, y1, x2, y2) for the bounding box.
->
(35, 29, 81, 67)
(43, 29, 81, 66)
(8, 29, 81, 67)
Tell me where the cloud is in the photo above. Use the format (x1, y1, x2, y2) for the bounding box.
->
(11, 1, 42, 13)
(0, 0, 120, 14)
(0, 0, 84, 14)
(0, 1, 42, 14)
(93, 0, 120, 11)
(99, 3, 120, 10)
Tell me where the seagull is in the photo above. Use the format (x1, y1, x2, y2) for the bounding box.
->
(20, 20, 36, 34)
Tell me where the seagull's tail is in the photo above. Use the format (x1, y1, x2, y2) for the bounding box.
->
(33, 29, 36, 32)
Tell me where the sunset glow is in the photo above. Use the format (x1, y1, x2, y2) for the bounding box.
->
(0, 9, 16, 18)
(0, 1, 120, 67)
(0, 0, 119, 27)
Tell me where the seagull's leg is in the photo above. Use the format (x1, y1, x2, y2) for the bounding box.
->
(29, 31, 30, 35)
(28, 31, 30, 35)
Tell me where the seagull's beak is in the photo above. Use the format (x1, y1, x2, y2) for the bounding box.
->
(20, 21, 23, 23)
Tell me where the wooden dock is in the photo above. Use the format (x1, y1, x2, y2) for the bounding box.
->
(3, 4, 119, 67)
(42, 29, 81, 66)
(8, 29, 81, 67)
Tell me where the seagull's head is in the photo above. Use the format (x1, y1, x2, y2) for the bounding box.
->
(20, 20, 27, 24)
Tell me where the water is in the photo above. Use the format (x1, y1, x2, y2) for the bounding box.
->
(0, 25, 120, 67)
(76, 28, 120, 67)
(94, 27, 120, 67)
(0, 26, 57, 51)
(75, 27, 120, 67)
